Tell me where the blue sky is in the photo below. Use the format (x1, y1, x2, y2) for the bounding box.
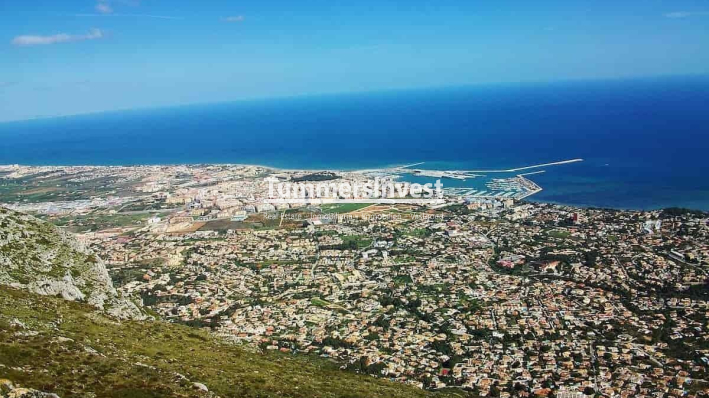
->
(1, 0, 708, 122)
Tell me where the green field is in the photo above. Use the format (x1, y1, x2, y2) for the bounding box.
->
(310, 297, 331, 307)
(319, 203, 372, 214)
(546, 229, 571, 239)
(403, 228, 432, 238)
(340, 235, 373, 249)
(0, 174, 137, 203)
(46, 212, 151, 232)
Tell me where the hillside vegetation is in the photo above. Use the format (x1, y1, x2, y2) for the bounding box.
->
(0, 287, 468, 398)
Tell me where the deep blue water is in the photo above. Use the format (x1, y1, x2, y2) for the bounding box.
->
(1, 76, 709, 210)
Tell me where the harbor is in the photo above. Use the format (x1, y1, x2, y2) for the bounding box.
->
(374, 159, 574, 202)
(446, 175, 542, 201)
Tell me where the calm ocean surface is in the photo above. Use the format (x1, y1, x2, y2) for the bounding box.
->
(1, 77, 708, 210)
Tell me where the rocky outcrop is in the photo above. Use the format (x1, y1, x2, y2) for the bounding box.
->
(0, 207, 145, 320)
(0, 380, 59, 398)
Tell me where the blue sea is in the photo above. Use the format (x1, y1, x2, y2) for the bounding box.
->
(1, 76, 709, 210)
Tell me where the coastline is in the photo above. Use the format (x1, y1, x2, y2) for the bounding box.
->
(2, 162, 708, 213)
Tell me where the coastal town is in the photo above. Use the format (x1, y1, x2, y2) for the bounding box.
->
(1, 164, 709, 397)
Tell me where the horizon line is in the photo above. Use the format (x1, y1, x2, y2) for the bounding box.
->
(1, 72, 708, 125)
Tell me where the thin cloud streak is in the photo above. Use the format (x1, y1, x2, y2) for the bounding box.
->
(222, 15, 245, 23)
(71, 13, 183, 20)
(664, 11, 709, 18)
(12, 29, 104, 46)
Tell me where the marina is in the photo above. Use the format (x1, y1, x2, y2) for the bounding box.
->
(360, 159, 575, 203)
(443, 175, 543, 201)
(381, 159, 579, 201)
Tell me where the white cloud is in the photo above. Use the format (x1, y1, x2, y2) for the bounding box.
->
(96, 2, 113, 14)
(12, 29, 104, 46)
(664, 11, 709, 18)
(222, 15, 245, 23)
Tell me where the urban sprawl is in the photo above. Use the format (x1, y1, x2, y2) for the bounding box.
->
(1, 164, 708, 397)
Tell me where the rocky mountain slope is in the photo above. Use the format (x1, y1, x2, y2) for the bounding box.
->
(0, 207, 143, 320)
